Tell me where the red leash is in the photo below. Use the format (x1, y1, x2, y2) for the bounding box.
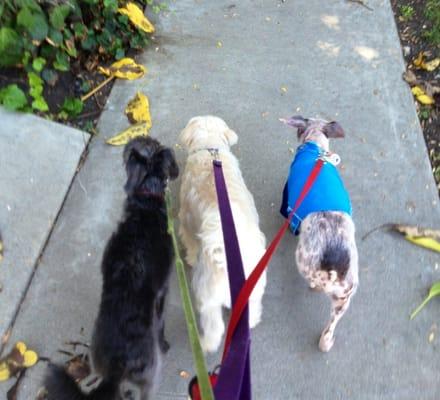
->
(222, 158, 324, 360)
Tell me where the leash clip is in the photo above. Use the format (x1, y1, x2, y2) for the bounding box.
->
(207, 148, 220, 160)
(321, 151, 341, 166)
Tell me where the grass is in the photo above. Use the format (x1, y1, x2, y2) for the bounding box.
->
(399, 4, 415, 21)
(424, 0, 440, 44)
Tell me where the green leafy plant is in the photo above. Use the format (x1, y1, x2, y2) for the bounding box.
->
(28, 72, 49, 112)
(0, 0, 161, 117)
(0, 84, 28, 111)
(59, 97, 84, 119)
(424, 0, 440, 44)
(399, 5, 415, 21)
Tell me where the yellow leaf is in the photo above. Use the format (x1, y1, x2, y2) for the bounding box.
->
(22, 350, 38, 368)
(125, 92, 152, 128)
(423, 58, 440, 72)
(411, 86, 435, 105)
(413, 52, 440, 72)
(118, 2, 155, 33)
(0, 362, 10, 381)
(106, 122, 149, 146)
(405, 236, 440, 253)
(98, 58, 146, 80)
(413, 51, 425, 68)
(15, 342, 27, 355)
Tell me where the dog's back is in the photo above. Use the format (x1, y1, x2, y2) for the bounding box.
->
(44, 137, 179, 399)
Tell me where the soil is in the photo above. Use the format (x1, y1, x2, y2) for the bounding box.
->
(390, 0, 440, 190)
(0, 62, 114, 134)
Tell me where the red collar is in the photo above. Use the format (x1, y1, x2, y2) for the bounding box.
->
(135, 189, 165, 200)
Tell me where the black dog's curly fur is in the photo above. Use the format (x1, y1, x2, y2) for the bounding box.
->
(44, 137, 179, 400)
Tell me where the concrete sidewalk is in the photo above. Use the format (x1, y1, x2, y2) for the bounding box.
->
(2, 0, 440, 398)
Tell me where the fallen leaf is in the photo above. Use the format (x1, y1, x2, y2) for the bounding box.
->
(411, 282, 440, 319)
(0, 362, 11, 382)
(216, 41, 223, 48)
(411, 86, 435, 105)
(402, 70, 418, 86)
(0, 342, 38, 382)
(423, 58, 440, 72)
(413, 52, 440, 72)
(179, 370, 190, 379)
(66, 355, 90, 383)
(125, 92, 152, 128)
(280, 86, 288, 93)
(106, 122, 149, 146)
(390, 224, 440, 241)
(118, 2, 154, 33)
(98, 58, 146, 80)
(429, 331, 435, 343)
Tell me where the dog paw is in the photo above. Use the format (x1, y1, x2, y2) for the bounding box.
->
(200, 335, 221, 354)
(248, 306, 262, 329)
(319, 332, 335, 352)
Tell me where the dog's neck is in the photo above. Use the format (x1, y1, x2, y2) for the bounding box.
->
(134, 189, 165, 201)
(301, 130, 330, 152)
(189, 146, 229, 157)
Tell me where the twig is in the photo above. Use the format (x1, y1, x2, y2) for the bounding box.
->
(347, 0, 373, 11)
(64, 341, 90, 349)
(72, 109, 102, 120)
(81, 75, 114, 102)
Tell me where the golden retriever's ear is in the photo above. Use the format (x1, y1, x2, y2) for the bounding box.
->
(179, 122, 196, 148)
(224, 128, 238, 146)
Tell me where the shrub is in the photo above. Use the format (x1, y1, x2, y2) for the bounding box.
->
(424, 0, 440, 45)
(0, 0, 159, 71)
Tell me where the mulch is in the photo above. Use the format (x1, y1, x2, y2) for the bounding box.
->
(390, 0, 440, 190)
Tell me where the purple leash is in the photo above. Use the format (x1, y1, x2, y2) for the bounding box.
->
(212, 159, 252, 400)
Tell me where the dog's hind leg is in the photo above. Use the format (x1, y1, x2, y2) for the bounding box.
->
(178, 224, 199, 266)
(199, 304, 224, 353)
(319, 283, 357, 352)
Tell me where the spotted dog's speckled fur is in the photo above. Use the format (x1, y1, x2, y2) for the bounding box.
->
(283, 116, 359, 352)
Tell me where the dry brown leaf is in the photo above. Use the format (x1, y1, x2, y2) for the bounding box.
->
(66, 355, 90, 383)
(402, 70, 418, 86)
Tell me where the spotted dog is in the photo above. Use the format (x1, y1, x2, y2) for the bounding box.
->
(280, 116, 358, 352)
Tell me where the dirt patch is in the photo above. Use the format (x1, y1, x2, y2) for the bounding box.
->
(390, 0, 440, 190)
(0, 63, 114, 134)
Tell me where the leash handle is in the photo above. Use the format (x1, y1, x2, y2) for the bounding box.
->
(222, 159, 324, 360)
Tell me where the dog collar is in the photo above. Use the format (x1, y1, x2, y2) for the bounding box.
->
(135, 189, 165, 200)
(189, 147, 229, 159)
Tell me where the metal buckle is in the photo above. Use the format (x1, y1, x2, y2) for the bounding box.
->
(207, 148, 220, 159)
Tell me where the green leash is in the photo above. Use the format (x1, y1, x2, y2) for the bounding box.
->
(166, 191, 215, 400)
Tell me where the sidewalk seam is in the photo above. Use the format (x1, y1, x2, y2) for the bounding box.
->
(0, 133, 92, 357)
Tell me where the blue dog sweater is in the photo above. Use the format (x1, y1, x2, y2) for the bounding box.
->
(280, 141, 352, 233)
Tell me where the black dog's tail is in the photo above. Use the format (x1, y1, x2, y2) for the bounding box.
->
(44, 364, 119, 400)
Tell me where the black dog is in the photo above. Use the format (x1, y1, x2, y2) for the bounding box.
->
(44, 137, 179, 399)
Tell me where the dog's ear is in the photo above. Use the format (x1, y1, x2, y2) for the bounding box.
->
(158, 148, 179, 180)
(124, 148, 147, 195)
(280, 115, 308, 139)
(323, 121, 345, 139)
(179, 118, 199, 148)
(223, 128, 238, 146)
